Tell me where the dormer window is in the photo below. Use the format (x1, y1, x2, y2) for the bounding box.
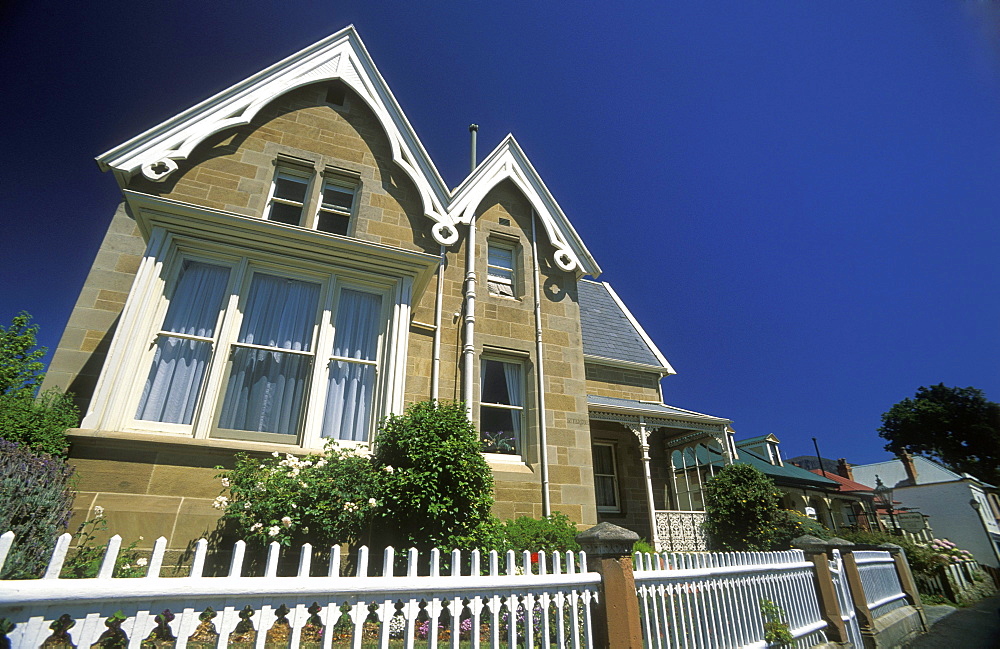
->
(487, 241, 516, 297)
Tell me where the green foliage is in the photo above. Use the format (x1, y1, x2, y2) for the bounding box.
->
(879, 384, 1000, 485)
(373, 401, 496, 551)
(0, 311, 77, 456)
(760, 599, 794, 646)
(0, 389, 78, 456)
(496, 513, 580, 554)
(771, 509, 831, 549)
(836, 529, 939, 578)
(633, 539, 656, 555)
(0, 439, 75, 578)
(704, 464, 783, 551)
(0, 312, 47, 397)
(217, 441, 381, 548)
(62, 511, 147, 578)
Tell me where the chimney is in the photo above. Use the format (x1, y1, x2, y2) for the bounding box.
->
(898, 452, 918, 485)
(837, 458, 853, 481)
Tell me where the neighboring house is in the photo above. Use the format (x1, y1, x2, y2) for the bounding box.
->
(41, 27, 733, 555)
(732, 435, 877, 533)
(851, 455, 1000, 567)
(806, 462, 883, 533)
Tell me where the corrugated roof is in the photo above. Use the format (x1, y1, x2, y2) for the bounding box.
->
(809, 469, 875, 493)
(578, 280, 668, 369)
(587, 395, 730, 423)
(736, 448, 839, 488)
(850, 456, 964, 488)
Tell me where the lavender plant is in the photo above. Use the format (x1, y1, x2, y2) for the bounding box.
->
(0, 439, 75, 579)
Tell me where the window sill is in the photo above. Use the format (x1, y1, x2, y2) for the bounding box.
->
(66, 428, 342, 458)
(483, 453, 533, 474)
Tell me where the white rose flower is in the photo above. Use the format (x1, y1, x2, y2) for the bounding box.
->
(368, 498, 378, 507)
(268, 526, 280, 536)
(272, 451, 280, 458)
(212, 495, 229, 510)
(136, 557, 148, 567)
(384, 465, 394, 474)
(281, 516, 293, 528)
(220, 477, 230, 487)
(250, 522, 263, 531)
(93, 505, 105, 517)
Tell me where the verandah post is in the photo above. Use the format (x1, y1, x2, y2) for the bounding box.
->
(575, 522, 642, 649)
(791, 535, 852, 644)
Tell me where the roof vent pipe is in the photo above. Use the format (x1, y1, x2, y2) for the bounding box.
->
(469, 124, 478, 173)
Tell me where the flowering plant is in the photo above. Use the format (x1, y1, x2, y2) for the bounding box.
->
(215, 440, 381, 547)
(928, 538, 975, 564)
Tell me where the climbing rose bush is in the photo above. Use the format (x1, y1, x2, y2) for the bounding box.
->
(216, 441, 382, 547)
(703, 464, 783, 551)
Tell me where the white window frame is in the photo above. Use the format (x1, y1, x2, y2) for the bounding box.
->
(593, 442, 621, 513)
(125, 254, 392, 449)
(315, 176, 357, 235)
(486, 240, 517, 298)
(265, 165, 312, 227)
(479, 356, 525, 458)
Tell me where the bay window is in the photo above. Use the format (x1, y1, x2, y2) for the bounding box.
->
(132, 256, 389, 447)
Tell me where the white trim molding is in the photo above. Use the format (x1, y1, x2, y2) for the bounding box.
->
(449, 136, 601, 278)
(95, 26, 460, 247)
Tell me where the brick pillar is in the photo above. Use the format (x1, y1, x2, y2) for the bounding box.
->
(880, 543, 927, 630)
(791, 535, 852, 644)
(576, 522, 643, 649)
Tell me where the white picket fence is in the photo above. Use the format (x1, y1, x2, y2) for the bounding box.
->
(0, 531, 599, 649)
(632, 550, 828, 649)
(828, 550, 863, 649)
(851, 550, 908, 619)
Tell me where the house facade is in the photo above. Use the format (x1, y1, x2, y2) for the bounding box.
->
(41, 27, 732, 555)
(851, 455, 1000, 567)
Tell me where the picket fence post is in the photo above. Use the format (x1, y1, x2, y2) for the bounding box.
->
(792, 535, 852, 644)
(880, 543, 927, 629)
(575, 522, 642, 649)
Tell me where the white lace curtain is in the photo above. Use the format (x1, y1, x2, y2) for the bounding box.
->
(322, 289, 382, 441)
(136, 261, 230, 424)
(218, 273, 320, 436)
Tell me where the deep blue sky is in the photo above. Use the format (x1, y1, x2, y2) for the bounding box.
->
(2, 2, 998, 466)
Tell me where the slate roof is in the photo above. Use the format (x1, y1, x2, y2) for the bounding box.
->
(587, 395, 730, 424)
(578, 280, 671, 370)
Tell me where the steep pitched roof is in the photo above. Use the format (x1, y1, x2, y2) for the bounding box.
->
(95, 26, 600, 275)
(449, 136, 600, 277)
(579, 280, 674, 372)
(735, 434, 779, 447)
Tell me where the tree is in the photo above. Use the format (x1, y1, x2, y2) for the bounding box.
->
(703, 463, 783, 551)
(879, 384, 1000, 485)
(0, 312, 78, 456)
(0, 311, 47, 397)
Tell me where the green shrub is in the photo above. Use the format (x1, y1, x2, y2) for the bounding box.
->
(0, 312, 46, 398)
(771, 509, 831, 549)
(0, 389, 78, 457)
(216, 441, 381, 548)
(836, 529, 939, 578)
(498, 513, 580, 554)
(0, 439, 75, 578)
(704, 464, 783, 551)
(373, 401, 496, 551)
(633, 539, 656, 555)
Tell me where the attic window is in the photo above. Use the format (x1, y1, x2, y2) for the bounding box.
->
(326, 82, 348, 107)
(316, 178, 356, 235)
(487, 241, 516, 298)
(265, 166, 311, 226)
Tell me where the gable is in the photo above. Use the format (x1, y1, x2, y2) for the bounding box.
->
(96, 26, 601, 276)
